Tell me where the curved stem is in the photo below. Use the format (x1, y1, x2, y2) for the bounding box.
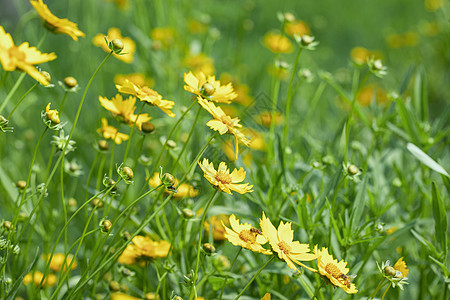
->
(7, 82, 38, 119)
(368, 278, 386, 300)
(219, 247, 242, 300)
(0, 72, 26, 114)
(234, 256, 275, 300)
(381, 282, 392, 300)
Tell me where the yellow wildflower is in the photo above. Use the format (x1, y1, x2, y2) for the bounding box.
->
(23, 271, 57, 287)
(223, 214, 272, 255)
(198, 158, 253, 195)
(92, 28, 135, 63)
(197, 97, 249, 160)
(263, 31, 293, 53)
(184, 71, 237, 103)
(45, 103, 60, 124)
(97, 118, 129, 144)
(99, 94, 151, 130)
(183, 53, 215, 76)
(114, 73, 154, 88)
(42, 253, 77, 272)
(284, 20, 309, 37)
(147, 172, 198, 198)
(393, 257, 409, 278)
(261, 293, 271, 300)
(0, 26, 56, 86)
(220, 73, 254, 106)
(256, 111, 284, 127)
(116, 79, 175, 117)
(118, 235, 171, 265)
(30, 0, 85, 41)
(151, 27, 175, 48)
(203, 214, 229, 241)
(260, 212, 317, 273)
(314, 246, 358, 294)
(111, 293, 141, 300)
(356, 84, 388, 106)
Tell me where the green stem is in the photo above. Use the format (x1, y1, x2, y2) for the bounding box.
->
(123, 101, 145, 163)
(368, 278, 386, 300)
(268, 76, 281, 161)
(234, 256, 275, 300)
(108, 122, 121, 177)
(7, 82, 38, 119)
(381, 283, 392, 300)
(0, 72, 26, 114)
(219, 247, 242, 300)
(311, 279, 325, 299)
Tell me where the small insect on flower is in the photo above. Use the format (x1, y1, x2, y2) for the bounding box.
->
(249, 227, 262, 235)
(338, 273, 357, 288)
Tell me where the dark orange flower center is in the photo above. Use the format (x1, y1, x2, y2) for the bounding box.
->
(325, 263, 342, 277)
(239, 230, 257, 243)
(278, 241, 291, 254)
(215, 170, 232, 184)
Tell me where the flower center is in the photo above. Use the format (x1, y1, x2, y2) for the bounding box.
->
(239, 230, 257, 243)
(9, 46, 26, 62)
(220, 115, 233, 127)
(278, 241, 291, 254)
(215, 170, 232, 184)
(201, 82, 215, 96)
(325, 263, 342, 278)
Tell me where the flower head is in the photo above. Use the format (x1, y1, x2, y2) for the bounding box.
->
(42, 253, 77, 272)
(116, 80, 175, 117)
(183, 53, 215, 76)
(92, 28, 135, 63)
(260, 212, 317, 273)
(197, 97, 250, 160)
(147, 172, 198, 198)
(99, 94, 151, 130)
(198, 158, 253, 195)
(184, 71, 237, 103)
(97, 118, 129, 144)
(203, 214, 229, 241)
(263, 31, 293, 53)
(45, 103, 60, 124)
(0, 26, 56, 85)
(118, 235, 171, 265)
(23, 271, 57, 287)
(377, 258, 409, 290)
(223, 214, 272, 255)
(314, 246, 358, 293)
(30, 0, 85, 40)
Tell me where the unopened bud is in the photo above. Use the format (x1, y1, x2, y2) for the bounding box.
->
(347, 164, 359, 175)
(201, 82, 215, 96)
(141, 122, 155, 133)
(202, 243, 215, 254)
(101, 219, 112, 232)
(2, 221, 13, 231)
(182, 208, 194, 219)
(98, 140, 109, 151)
(16, 180, 27, 190)
(109, 281, 120, 292)
(64, 76, 78, 88)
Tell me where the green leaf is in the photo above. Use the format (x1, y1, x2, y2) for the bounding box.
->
(395, 98, 420, 143)
(428, 255, 449, 277)
(350, 176, 368, 235)
(413, 66, 429, 123)
(6, 247, 40, 300)
(431, 182, 448, 256)
(410, 229, 439, 258)
(406, 143, 449, 177)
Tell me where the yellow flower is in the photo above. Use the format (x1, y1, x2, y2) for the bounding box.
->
(116, 79, 175, 117)
(261, 293, 271, 300)
(30, 0, 85, 41)
(105, 0, 129, 10)
(183, 53, 215, 76)
(198, 158, 253, 195)
(42, 253, 77, 272)
(197, 97, 250, 160)
(263, 31, 293, 53)
(147, 172, 198, 198)
(393, 257, 409, 278)
(97, 118, 129, 144)
(111, 293, 141, 300)
(23, 271, 57, 287)
(0, 26, 56, 86)
(46, 103, 60, 124)
(184, 71, 237, 103)
(314, 246, 358, 294)
(356, 84, 388, 106)
(223, 214, 272, 255)
(256, 111, 284, 127)
(92, 28, 135, 63)
(118, 235, 171, 265)
(151, 27, 175, 48)
(260, 212, 317, 273)
(203, 214, 229, 241)
(99, 94, 151, 130)
(114, 73, 154, 88)
(220, 73, 254, 107)
(284, 20, 310, 37)
(425, 0, 444, 11)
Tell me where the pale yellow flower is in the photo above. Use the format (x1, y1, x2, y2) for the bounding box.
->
(284, 20, 310, 37)
(23, 271, 57, 287)
(30, 0, 85, 41)
(0, 26, 56, 86)
(223, 214, 272, 255)
(260, 212, 317, 273)
(184, 71, 237, 103)
(92, 28, 135, 63)
(314, 246, 358, 294)
(99, 94, 151, 130)
(118, 235, 171, 265)
(198, 158, 253, 195)
(116, 79, 175, 117)
(97, 118, 129, 144)
(263, 31, 293, 53)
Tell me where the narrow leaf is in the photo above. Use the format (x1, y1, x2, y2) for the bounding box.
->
(350, 176, 368, 235)
(407, 143, 449, 177)
(431, 182, 448, 256)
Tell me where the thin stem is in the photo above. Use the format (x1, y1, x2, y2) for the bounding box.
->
(268, 77, 281, 161)
(0, 72, 26, 114)
(311, 279, 325, 299)
(368, 278, 386, 300)
(123, 101, 145, 163)
(381, 283, 392, 300)
(108, 122, 121, 177)
(7, 82, 39, 119)
(219, 247, 242, 300)
(234, 256, 275, 300)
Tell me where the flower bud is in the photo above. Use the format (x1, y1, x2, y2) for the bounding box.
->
(109, 281, 120, 292)
(166, 140, 177, 148)
(91, 198, 103, 208)
(101, 219, 112, 232)
(301, 35, 314, 46)
(16, 180, 27, 190)
(373, 59, 384, 71)
(201, 82, 216, 96)
(63, 76, 78, 88)
(98, 140, 109, 151)
(46, 103, 60, 124)
(68, 198, 77, 208)
(0, 115, 8, 126)
(141, 122, 155, 133)
(2, 221, 13, 231)
(107, 178, 118, 191)
(347, 164, 359, 175)
(122, 167, 134, 180)
(202, 243, 215, 254)
(182, 208, 194, 219)
(111, 39, 124, 52)
(383, 266, 397, 277)
(123, 231, 132, 241)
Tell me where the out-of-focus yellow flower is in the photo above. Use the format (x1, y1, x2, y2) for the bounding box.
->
(42, 253, 77, 272)
(151, 27, 175, 48)
(111, 292, 141, 300)
(184, 71, 237, 103)
(386, 32, 419, 48)
(256, 111, 284, 127)
(197, 97, 250, 160)
(188, 19, 209, 34)
(99, 94, 151, 130)
(114, 73, 154, 88)
(314, 246, 357, 294)
(23, 271, 57, 287)
(419, 21, 440, 36)
(425, 0, 444, 11)
(97, 118, 129, 144)
(350, 47, 383, 66)
(147, 172, 198, 198)
(184, 53, 215, 76)
(30, 0, 85, 41)
(203, 214, 229, 241)
(105, 0, 129, 10)
(357, 84, 388, 106)
(223, 215, 272, 255)
(220, 73, 254, 107)
(198, 158, 253, 195)
(263, 31, 293, 53)
(261, 293, 271, 300)
(243, 128, 266, 151)
(284, 20, 309, 37)
(45, 103, 60, 124)
(116, 80, 175, 117)
(118, 235, 171, 265)
(260, 212, 317, 273)
(0, 26, 56, 86)
(394, 257, 409, 278)
(93, 28, 135, 63)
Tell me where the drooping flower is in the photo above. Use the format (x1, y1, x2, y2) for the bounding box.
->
(23, 271, 57, 287)
(45, 103, 60, 124)
(260, 212, 317, 273)
(42, 253, 77, 272)
(184, 71, 237, 103)
(118, 235, 171, 265)
(147, 172, 198, 198)
(116, 80, 175, 117)
(92, 28, 135, 63)
(30, 0, 85, 41)
(197, 97, 250, 160)
(99, 94, 150, 130)
(263, 31, 293, 53)
(314, 246, 358, 294)
(97, 118, 129, 144)
(0, 26, 56, 85)
(223, 214, 272, 255)
(198, 158, 253, 195)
